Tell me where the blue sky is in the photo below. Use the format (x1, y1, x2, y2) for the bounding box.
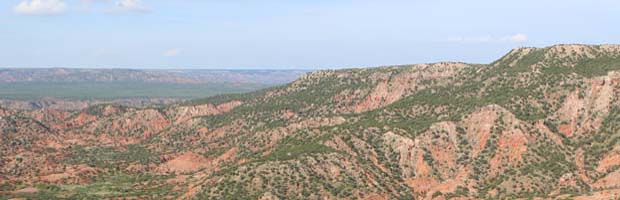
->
(1, 0, 619, 69)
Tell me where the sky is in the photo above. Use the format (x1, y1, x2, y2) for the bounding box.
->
(0, 0, 619, 69)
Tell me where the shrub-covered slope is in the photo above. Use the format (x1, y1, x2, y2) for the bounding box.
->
(2, 44, 620, 199)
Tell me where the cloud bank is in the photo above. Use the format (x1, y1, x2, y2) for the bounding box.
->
(163, 48, 182, 57)
(115, 0, 150, 12)
(13, 0, 151, 15)
(14, 0, 68, 15)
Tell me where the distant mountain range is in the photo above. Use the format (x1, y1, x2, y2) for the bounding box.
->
(0, 68, 308, 85)
(0, 69, 308, 109)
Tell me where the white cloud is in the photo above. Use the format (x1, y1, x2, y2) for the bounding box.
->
(507, 33, 528, 42)
(115, 0, 149, 12)
(448, 33, 528, 43)
(163, 48, 182, 57)
(14, 0, 68, 15)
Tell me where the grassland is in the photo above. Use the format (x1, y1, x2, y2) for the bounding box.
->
(0, 82, 271, 100)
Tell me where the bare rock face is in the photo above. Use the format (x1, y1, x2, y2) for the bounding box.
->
(169, 100, 243, 124)
(378, 105, 532, 199)
(555, 72, 620, 137)
(156, 147, 238, 174)
(593, 170, 620, 189)
(156, 152, 211, 174)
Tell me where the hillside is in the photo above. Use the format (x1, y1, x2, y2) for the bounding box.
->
(2, 44, 620, 199)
